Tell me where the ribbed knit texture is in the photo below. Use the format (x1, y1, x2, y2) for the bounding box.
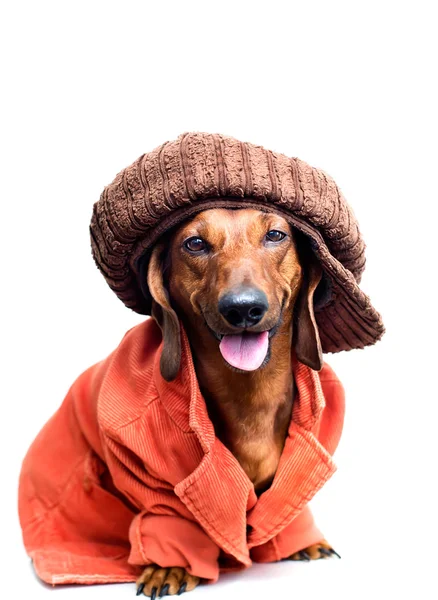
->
(89, 131, 385, 352)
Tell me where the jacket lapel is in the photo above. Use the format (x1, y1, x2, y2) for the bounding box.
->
(159, 324, 255, 565)
(247, 360, 337, 547)
(174, 438, 256, 566)
(157, 322, 337, 562)
(246, 423, 336, 547)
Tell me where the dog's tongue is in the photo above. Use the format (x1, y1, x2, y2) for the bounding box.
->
(219, 331, 269, 371)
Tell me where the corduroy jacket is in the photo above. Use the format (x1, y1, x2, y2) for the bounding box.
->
(18, 317, 345, 586)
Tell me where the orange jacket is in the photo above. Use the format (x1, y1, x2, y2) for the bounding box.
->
(18, 317, 345, 586)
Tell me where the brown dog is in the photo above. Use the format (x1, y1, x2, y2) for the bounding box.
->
(136, 207, 337, 597)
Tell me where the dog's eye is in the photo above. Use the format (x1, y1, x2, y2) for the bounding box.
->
(184, 237, 207, 253)
(265, 230, 286, 243)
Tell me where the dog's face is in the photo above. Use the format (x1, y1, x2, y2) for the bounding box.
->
(146, 208, 323, 381)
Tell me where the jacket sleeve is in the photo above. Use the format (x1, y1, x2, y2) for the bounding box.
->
(252, 361, 345, 562)
(250, 505, 324, 562)
(101, 432, 221, 583)
(128, 511, 220, 581)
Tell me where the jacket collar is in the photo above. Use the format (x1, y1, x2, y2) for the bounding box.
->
(153, 320, 337, 564)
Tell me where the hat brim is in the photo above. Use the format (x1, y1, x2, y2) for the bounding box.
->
(111, 197, 385, 354)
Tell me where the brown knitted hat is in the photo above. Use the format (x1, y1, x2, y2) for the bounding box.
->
(89, 132, 384, 353)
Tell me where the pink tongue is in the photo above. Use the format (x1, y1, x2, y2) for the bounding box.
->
(219, 331, 269, 371)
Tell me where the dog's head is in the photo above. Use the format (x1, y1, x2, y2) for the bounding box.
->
(145, 208, 323, 381)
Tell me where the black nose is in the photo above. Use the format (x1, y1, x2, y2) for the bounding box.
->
(218, 288, 269, 328)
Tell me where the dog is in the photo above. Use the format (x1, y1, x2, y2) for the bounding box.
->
(21, 133, 381, 595)
(135, 207, 339, 597)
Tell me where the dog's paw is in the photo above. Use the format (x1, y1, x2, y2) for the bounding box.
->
(288, 539, 341, 561)
(135, 565, 201, 597)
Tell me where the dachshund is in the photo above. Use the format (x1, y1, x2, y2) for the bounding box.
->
(135, 207, 337, 597)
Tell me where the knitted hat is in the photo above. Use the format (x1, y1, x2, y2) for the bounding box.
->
(89, 132, 384, 353)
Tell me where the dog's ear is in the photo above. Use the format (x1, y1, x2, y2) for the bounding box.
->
(146, 242, 181, 382)
(293, 244, 323, 371)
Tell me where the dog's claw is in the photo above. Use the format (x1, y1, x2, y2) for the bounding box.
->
(317, 545, 341, 559)
(159, 584, 170, 597)
(136, 583, 145, 596)
(299, 550, 311, 561)
(177, 582, 187, 595)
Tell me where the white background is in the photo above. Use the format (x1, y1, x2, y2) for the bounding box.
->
(1, 1, 437, 598)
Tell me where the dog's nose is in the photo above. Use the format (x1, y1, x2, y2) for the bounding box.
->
(218, 288, 269, 328)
